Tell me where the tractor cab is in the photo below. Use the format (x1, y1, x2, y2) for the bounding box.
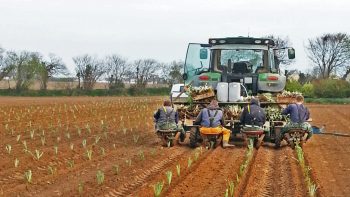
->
(183, 37, 295, 95)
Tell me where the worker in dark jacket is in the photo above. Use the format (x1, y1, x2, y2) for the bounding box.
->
(194, 100, 234, 148)
(154, 100, 185, 141)
(281, 95, 312, 141)
(240, 98, 266, 127)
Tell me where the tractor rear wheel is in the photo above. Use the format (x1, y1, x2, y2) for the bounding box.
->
(189, 128, 198, 148)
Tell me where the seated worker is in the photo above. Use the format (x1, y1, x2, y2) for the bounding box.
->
(240, 98, 266, 127)
(281, 95, 312, 141)
(194, 100, 234, 148)
(154, 100, 185, 142)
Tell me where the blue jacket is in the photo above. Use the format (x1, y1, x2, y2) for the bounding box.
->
(240, 99, 266, 127)
(281, 103, 310, 123)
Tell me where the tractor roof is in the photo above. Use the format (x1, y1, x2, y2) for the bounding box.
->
(208, 37, 275, 47)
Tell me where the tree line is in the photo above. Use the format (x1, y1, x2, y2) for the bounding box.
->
(0, 49, 184, 90)
(1, 32, 350, 91)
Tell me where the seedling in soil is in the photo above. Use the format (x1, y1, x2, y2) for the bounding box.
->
(30, 130, 35, 139)
(113, 144, 116, 149)
(86, 149, 93, 160)
(77, 127, 82, 137)
(224, 189, 229, 197)
(5, 144, 11, 154)
(24, 170, 32, 183)
(82, 139, 87, 148)
(14, 158, 19, 168)
(153, 181, 164, 197)
(112, 165, 119, 175)
(70, 143, 74, 151)
(226, 180, 234, 197)
(66, 132, 71, 140)
(16, 135, 21, 142)
(103, 131, 108, 139)
(138, 150, 145, 161)
(67, 160, 74, 168)
(54, 145, 58, 155)
(100, 147, 105, 156)
(165, 171, 172, 186)
(96, 170, 104, 185)
(78, 182, 84, 195)
(309, 184, 318, 197)
(56, 137, 61, 143)
(95, 136, 101, 144)
(133, 135, 140, 144)
(176, 164, 181, 177)
(125, 159, 132, 167)
(187, 157, 193, 168)
(123, 128, 127, 135)
(48, 166, 57, 175)
(22, 140, 28, 152)
(41, 136, 46, 146)
(86, 124, 91, 134)
(32, 149, 44, 160)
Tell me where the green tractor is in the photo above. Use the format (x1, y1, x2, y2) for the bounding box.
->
(173, 37, 296, 148)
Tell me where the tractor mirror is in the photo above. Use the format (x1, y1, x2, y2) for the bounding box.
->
(288, 48, 295, 59)
(182, 73, 188, 80)
(199, 48, 208, 59)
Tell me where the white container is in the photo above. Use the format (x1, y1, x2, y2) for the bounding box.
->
(216, 82, 228, 102)
(229, 82, 241, 102)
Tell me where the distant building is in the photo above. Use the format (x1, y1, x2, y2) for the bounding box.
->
(287, 70, 300, 81)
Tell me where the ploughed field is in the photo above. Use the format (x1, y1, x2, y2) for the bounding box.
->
(0, 97, 349, 197)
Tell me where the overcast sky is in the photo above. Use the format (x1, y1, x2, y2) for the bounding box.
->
(1, 0, 349, 73)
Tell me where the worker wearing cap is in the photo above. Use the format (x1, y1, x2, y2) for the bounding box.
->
(240, 98, 266, 127)
(281, 95, 312, 141)
(194, 100, 234, 148)
(154, 100, 185, 142)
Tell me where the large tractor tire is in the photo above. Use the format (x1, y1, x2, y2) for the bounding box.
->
(189, 128, 200, 148)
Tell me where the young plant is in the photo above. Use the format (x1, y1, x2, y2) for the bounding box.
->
(187, 157, 193, 168)
(66, 132, 71, 140)
(48, 165, 57, 175)
(5, 144, 11, 155)
(100, 147, 105, 156)
(153, 181, 164, 197)
(16, 135, 21, 142)
(125, 159, 132, 167)
(82, 139, 87, 148)
(96, 170, 104, 185)
(86, 149, 93, 160)
(70, 143, 74, 151)
(122, 128, 127, 135)
(24, 170, 32, 183)
(112, 164, 119, 175)
(14, 158, 19, 168)
(138, 150, 145, 161)
(176, 164, 181, 177)
(94, 136, 101, 144)
(54, 145, 58, 155)
(226, 180, 234, 197)
(33, 149, 44, 160)
(22, 140, 28, 152)
(67, 160, 74, 168)
(78, 181, 84, 195)
(77, 127, 82, 137)
(30, 130, 35, 139)
(133, 134, 139, 144)
(165, 171, 172, 186)
(41, 136, 46, 146)
(194, 151, 200, 161)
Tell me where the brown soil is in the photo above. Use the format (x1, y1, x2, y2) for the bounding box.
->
(238, 146, 307, 197)
(0, 98, 349, 197)
(303, 104, 350, 197)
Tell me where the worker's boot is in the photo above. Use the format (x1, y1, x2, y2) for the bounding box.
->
(222, 141, 235, 148)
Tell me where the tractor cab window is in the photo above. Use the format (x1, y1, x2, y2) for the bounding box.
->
(184, 43, 210, 83)
(215, 49, 264, 74)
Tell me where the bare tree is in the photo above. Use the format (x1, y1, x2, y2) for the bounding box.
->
(265, 35, 295, 66)
(132, 59, 159, 87)
(162, 60, 184, 85)
(105, 54, 128, 88)
(73, 54, 106, 90)
(38, 54, 68, 90)
(306, 33, 350, 79)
